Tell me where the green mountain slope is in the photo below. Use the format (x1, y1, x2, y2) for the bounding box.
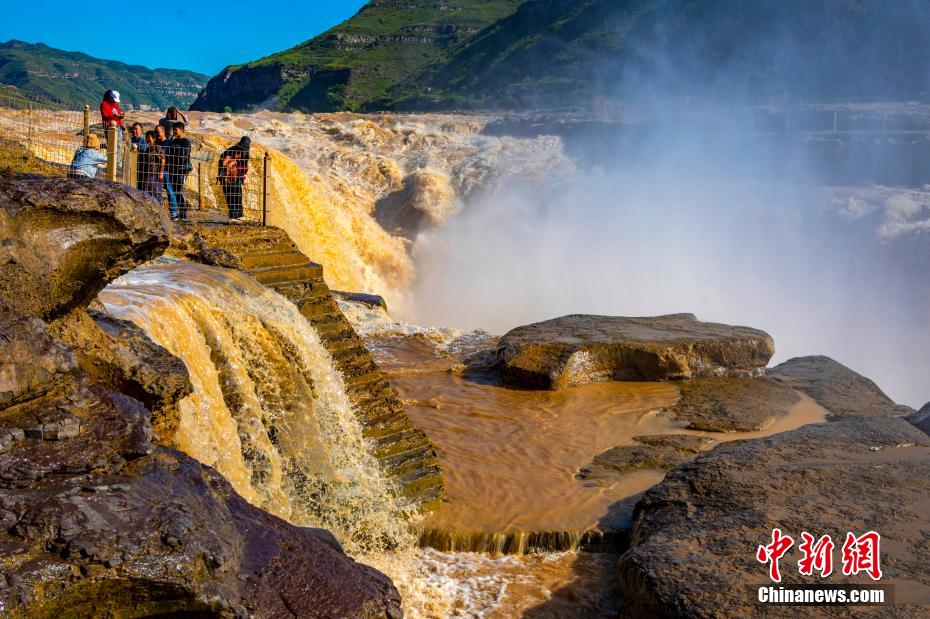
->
(190, 0, 524, 112)
(0, 40, 208, 110)
(387, 0, 930, 110)
(195, 0, 930, 113)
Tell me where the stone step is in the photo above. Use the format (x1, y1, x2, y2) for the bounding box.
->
(240, 250, 309, 271)
(364, 415, 415, 441)
(249, 262, 324, 286)
(380, 444, 440, 478)
(266, 279, 331, 301)
(374, 428, 434, 459)
(393, 466, 445, 501)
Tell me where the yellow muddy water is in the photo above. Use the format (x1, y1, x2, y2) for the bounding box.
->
(388, 370, 827, 552)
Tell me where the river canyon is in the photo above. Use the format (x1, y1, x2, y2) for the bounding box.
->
(2, 104, 929, 617)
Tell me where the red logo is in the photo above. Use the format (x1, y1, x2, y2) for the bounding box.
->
(756, 528, 795, 582)
(759, 530, 882, 582)
(798, 532, 835, 577)
(841, 531, 883, 581)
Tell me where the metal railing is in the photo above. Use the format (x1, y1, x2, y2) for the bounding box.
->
(0, 93, 271, 224)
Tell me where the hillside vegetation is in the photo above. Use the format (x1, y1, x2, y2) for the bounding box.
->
(190, 0, 524, 112)
(0, 40, 208, 109)
(193, 0, 930, 113)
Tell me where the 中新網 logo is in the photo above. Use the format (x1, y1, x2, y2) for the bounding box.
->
(756, 529, 882, 582)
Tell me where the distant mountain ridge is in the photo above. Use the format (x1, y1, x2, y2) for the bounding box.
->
(192, 0, 930, 113)
(0, 40, 208, 109)
(190, 0, 524, 113)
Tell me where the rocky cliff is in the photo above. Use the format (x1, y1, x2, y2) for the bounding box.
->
(0, 175, 401, 617)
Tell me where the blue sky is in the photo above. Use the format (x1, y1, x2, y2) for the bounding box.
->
(0, 1, 368, 76)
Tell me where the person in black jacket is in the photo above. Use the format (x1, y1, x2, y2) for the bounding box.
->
(166, 122, 193, 221)
(218, 136, 251, 219)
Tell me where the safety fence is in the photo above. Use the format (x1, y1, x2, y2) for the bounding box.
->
(0, 93, 270, 224)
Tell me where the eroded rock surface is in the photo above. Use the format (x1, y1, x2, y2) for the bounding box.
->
(0, 176, 168, 320)
(498, 314, 774, 389)
(769, 355, 913, 418)
(0, 176, 401, 617)
(619, 417, 930, 617)
(48, 307, 191, 443)
(578, 434, 716, 482)
(670, 376, 800, 432)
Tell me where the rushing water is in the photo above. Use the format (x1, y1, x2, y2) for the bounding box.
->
(98, 261, 411, 554)
(96, 261, 831, 617)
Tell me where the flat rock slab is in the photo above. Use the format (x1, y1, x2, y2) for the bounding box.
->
(619, 417, 930, 617)
(670, 376, 800, 432)
(578, 434, 716, 482)
(769, 355, 913, 419)
(498, 313, 774, 389)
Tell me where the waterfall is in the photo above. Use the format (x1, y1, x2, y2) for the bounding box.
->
(98, 260, 413, 554)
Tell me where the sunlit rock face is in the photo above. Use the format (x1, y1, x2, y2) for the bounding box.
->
(497, 313, 775, 389)
(0, 176, 402, 617)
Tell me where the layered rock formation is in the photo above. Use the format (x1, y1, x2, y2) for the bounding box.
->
(577, 434, 716, 482)
(170, 222, 445, 510)
(669, 376, 800, 432)
(0, 176, 401, 617)
(618, 416, 930, 617)
(617, 355, 929, 617)
(769, 356, 914, 418)
(498, 313, 775, 389)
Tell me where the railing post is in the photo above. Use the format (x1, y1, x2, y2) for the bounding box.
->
(262, 151, 269, 226)
(83, 105, 90, 145)
(198, 162, 204, 210)
(127, 146, 138, 189)
(106, 125, 117, 181)
(27, 102, 33, 146)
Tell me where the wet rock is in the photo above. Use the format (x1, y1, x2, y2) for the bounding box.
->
(498, 314, 774, 389)
(0, 309, 76, 408)
(618, 417, 930, 617)
(302, 526, 346, 554)
(49, 308, 191, 443)
(0, 175, 169, 320)
(0, 177, 401, 617)
(578, 434, 716, 481)
(0, 313, 402, 617)
(333, 290, 388, 310)
(670, 376, 799, 432)
(769, 355, 913, 418)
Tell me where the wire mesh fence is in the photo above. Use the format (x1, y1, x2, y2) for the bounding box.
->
(0, 93, 270, 224)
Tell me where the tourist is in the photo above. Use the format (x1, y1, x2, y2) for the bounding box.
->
(130, 123, 147, 190)
(218, 136, 251, 219)
(154, 124, 178, 214)
(99, 90, 124, 161)
(166, 121, 193, 221)
(141, 130, 164, 201)
(67, 134, 107, 179)
(159, 107, 188, 140)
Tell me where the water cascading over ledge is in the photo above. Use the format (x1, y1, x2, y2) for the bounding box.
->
(98, 262, 416, 552)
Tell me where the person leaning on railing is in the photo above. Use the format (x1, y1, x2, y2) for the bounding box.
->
(218, 136, 251, 220)
(68, 134, 107, 179)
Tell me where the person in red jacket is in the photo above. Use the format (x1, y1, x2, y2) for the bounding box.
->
(100, 90, 124, 162)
